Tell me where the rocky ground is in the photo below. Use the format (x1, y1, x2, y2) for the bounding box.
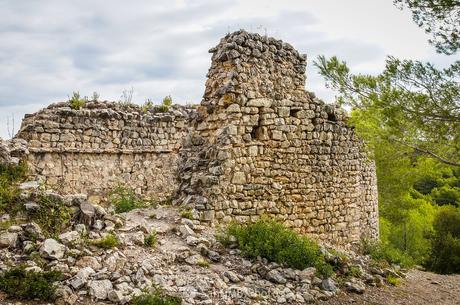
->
(317, 269, 460, 305)
(1, 180, 457, 305)
(1, 182, 400, 305)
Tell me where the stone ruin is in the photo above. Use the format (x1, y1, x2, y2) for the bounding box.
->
(13, 30, 378, 247)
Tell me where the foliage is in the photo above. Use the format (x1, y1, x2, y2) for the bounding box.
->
(394, 0, 460, 54)
(222, 218, 333, 277)
(110, 185, 145, 213)
(130, 290, 181, 305)
(142, 99, 154, 113)
(347, 265, 363, 278)
(27, 194, 73, 237)
(157, 95, 173, 112)
(179, 208, 193, 220)
(386, 274, 402, 286)
(0, 162, 27, 214)
(144, 232, 157, 247)
(314, 55, 460, 167)
(68, 91, 87, 110)
(427, 206, 460, 273)
(362, 238, 415, 268)
(91, 233, 119, 249)
(431, 185, 460, 206)
(0, 267, 62, 301)
(316, 51, 460, 273)
(413, 176, 440, 194)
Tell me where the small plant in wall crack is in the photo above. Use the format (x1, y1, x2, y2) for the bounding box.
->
(68, 91, 88, 110)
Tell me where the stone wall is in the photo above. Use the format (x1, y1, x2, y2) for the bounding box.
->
(176, 31, 378, 247)
(14, 30, 378, 247)
(16, 102, 195, 203)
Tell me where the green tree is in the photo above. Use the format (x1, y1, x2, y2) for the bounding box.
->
(428, 206, 460, 273)
(394, 0, 460, 54)
(314, 56, 460, 167)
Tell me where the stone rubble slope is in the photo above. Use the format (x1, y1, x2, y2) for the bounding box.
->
(0, 181, 402, 305)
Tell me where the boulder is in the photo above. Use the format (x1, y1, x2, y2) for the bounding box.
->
(59, 231, 80, 245)
(88, 279, 113, 300)
(69, 267, 95, 289)
(321, 278, 338, 293)
(345, 279, 366, 294)
(79, 201, 96, 226)
(266, 269, 287, 284)
(40, 238, 66, 260)
(0, 232, 18, 248)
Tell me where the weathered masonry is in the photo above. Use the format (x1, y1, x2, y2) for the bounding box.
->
(176, 31, 379, 246)
(16, 30, 378, 246)
(16, 103, 195, 203)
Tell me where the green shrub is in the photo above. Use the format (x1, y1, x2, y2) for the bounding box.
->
(26, 194, 72, 237)
(427, 207, 460, 274)
(413, 176, 439, 195)
(222, 218, 332, 277)
(144, 232, 157, 247)
(68, 91, 87, 110)
(0, 162, 28, 214)
(0, 267, 62, 301)
(362, 239, 415, 268)
(110, 185, 144, 213)
(91, 233, 119, 249)
(157, 95, 173, 113)
(431, 185, 460, 207)
(130, 290, 181, 305)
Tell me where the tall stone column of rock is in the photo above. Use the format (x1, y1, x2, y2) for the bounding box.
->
(177, 30, 378, 247)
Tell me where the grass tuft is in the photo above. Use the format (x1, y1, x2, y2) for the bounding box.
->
(144, 232, 157, 247)
(386, 274, 401, 286)
(91, 233, 119, 249)
(130, 289, 181, 305)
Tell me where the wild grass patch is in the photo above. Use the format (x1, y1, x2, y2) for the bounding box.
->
(130, 289, 181, 305)
(91, 233, 119, 249)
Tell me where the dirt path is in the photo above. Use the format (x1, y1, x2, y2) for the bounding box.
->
(317, 269, 460, 305)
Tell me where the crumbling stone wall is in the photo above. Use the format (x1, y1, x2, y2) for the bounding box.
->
(15, 31, 378, 246)
(16, 102, 195, 203)
(177, 31, 378, 246)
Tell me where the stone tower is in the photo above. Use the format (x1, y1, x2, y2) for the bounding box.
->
(177, 30, 379, 247)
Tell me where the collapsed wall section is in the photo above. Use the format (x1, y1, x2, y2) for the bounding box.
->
(177, 31, 378, 247)
(16, 102, 195, 203)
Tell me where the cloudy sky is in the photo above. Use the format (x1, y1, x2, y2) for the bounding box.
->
(0, 0, 453, 138)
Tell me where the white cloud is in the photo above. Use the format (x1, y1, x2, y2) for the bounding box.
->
(0, 0, 453, 138)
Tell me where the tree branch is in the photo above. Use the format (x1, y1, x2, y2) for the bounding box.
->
(396, 139, 460, 166)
